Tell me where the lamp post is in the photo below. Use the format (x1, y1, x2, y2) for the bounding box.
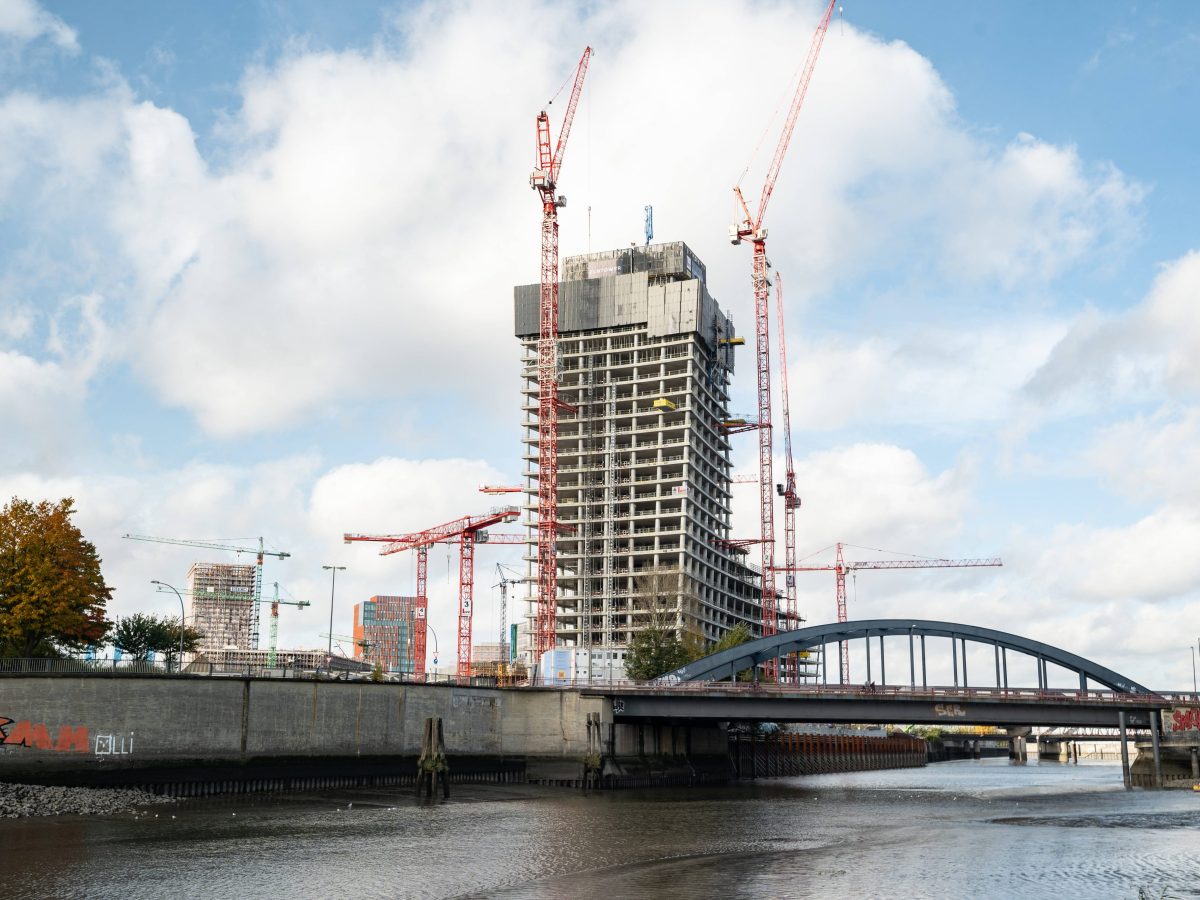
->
(426, 624, 439, 673)
(1192, 644, 1197, 695)
(322, 565, 346, 658)
(153, 580, 186, 672)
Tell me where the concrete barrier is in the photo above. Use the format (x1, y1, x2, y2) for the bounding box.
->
(0, 676, 606, 785)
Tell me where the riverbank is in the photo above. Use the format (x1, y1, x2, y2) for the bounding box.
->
(0, 782, 175, 818)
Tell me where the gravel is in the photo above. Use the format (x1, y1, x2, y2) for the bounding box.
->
(0, 782, 176, 819)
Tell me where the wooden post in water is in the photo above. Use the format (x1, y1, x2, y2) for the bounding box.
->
(417, 716, 450, 799)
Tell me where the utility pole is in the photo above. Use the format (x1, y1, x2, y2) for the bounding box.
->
(322, 565, 346, 659)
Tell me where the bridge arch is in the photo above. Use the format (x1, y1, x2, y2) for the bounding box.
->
(660, 619, 1151, 693)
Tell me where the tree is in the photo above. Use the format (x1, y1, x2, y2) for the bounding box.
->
(0, 497, 111, 657)
(688, 621, 759, 681)
(623, 567, 695, 681)
(112, 613, 159, 660)
(113, 613, 202, 666)
(624, 626, 692, 681)
(154, 616, 203, 669)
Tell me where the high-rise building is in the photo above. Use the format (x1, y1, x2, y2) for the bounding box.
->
(514, 241, 763, 677)
(353, 596, 416, 674)
(187, 562, 257, 650)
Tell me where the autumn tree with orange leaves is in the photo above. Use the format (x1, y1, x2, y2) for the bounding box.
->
(0, 497, 112, 657)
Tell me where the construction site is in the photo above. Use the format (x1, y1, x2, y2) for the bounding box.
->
(126, 0, 997, 685)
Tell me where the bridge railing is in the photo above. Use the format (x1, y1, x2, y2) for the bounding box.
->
(588, 680, 1198, 706)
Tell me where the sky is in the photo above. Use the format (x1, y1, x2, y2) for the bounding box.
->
(1, 0, 1198, 688)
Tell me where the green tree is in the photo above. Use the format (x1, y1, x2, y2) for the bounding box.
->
(624, 626, 692, 681)
(0, 497, 111, 657)
(113, 613, 202, 666)
(112, 613, 159, 660)
(153, 616, 203, 669)
(623, 567, 693, 681)
(688, 621, 760, 681)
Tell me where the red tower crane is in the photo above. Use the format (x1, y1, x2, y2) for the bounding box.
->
(774, 271, 801, 639)
(344, 507, 520, 679)
(778, 543, 1003, 683)
(530, 46, 591, 663)
(729, 0, 837, 647)
(530, 49, 595, 667)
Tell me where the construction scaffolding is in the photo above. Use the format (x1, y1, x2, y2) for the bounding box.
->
(515, 241, 763, 677)
(186, 563, 257, 650)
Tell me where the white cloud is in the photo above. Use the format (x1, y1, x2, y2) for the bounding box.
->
(1024, 250, 1200, 408)
(1086, 405, 1200, 504)
(731, 443, 975, 559)
(0, 0, 77, 52)
(0, 0, 1148, 441)
(786, 318, 1067, 432)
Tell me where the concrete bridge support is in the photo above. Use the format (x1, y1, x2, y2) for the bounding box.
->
(1006, 727, 1029, 764)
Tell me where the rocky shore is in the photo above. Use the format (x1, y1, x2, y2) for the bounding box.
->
(0, 782, 176, 819)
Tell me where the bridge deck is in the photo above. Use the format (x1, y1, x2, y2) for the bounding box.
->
(584, 683, 1189, 728)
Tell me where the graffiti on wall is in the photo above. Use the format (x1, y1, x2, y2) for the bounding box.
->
(1166, 707, 1200, 733)
(0, 715, 134, 756)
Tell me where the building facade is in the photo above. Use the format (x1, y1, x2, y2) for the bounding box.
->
(514, 241, 763, 677)
(353, 595, 416, 674)
(186, 562, 258, 650)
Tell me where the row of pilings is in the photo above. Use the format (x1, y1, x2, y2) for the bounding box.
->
(731, 731, 928, 779)
(143, 763, 527, 797)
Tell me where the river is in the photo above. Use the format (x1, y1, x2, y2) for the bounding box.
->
(2, 759, 1198, 899)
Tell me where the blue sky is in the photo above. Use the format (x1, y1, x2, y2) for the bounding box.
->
(2, 0, 1199, 686)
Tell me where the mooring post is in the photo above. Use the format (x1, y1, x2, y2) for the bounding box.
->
(1150, 709, 1163, 789)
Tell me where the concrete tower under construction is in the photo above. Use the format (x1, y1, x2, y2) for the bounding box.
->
(514, 241, 763, 679)
(186, 562, 257, 650)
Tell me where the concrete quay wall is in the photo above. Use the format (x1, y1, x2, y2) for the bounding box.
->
(0, 676, 606, 783)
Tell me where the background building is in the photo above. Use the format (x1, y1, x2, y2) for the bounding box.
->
(353, 595, 417, 674)
(514, 241, 763, 678)
(187, 562, 257, 650)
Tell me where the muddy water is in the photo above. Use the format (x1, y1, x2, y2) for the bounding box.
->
(2, 759, 1198, 899)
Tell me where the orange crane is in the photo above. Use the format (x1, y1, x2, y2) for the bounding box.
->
(729, 0, 837, 652)
(529, 46, 591, 663)
(344, 507, 519, 679)
(124, 533, 289, 650)
(777, 543, 1003, 683)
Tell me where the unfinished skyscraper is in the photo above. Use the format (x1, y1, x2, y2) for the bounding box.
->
(514, 241, 763, 678)
(187, 562, 257, 650)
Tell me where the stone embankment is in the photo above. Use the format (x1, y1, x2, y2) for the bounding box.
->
(0, 782, 175, 819)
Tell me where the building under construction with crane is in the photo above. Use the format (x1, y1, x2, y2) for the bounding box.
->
(514, 242, 764, 677)
(186, 562, 257, 650)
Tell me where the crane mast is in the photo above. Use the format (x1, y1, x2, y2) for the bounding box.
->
(344, 507, 520, 679)
(124, 533, 289, 651)
(775, 272, 803, 681)
(530, 46, 591, 664)
(730, 0, 836, 652)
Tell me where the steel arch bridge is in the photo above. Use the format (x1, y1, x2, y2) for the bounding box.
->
(660, 619, 1153, 694)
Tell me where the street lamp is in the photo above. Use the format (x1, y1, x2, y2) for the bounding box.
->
(1192, 644, 1197, 695)
(322, 565, 346, 658)
(153, 580, 186, 672)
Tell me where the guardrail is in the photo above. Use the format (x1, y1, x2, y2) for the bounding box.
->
(0, 657, 506, 686)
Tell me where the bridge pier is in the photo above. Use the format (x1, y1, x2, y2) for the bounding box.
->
(1150, 709, 1164, 788)
(1119, 710, 1131, 789)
